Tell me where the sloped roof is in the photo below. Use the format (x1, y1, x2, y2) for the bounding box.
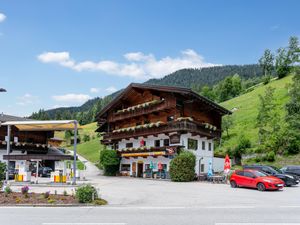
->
(0, 114, 32, 123)
(96, 83, 231, 119)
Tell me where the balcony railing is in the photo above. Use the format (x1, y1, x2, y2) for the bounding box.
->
(102, 120, 221, 142)
(109, 100, 174, 122)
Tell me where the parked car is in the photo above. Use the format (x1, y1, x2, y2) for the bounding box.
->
(230, 169, 284, 191)
(243, 165, 299, 187)
(280, 165, 300, 179)
(32, 167, 53, 177)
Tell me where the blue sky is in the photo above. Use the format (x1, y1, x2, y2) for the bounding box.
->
(0, 0, 299, 116)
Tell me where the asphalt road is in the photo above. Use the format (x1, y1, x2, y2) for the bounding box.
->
(1, 205, 300, 225)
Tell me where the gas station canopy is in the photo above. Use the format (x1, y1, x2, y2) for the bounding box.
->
(0, 120, 80, 131)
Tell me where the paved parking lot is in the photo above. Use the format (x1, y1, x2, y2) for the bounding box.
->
(91, 176, 300, 207)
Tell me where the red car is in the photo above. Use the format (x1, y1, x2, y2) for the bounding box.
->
(230, 169, 284, 191)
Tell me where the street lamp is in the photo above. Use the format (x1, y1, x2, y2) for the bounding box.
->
(198, 157, 203, 176)
(0, 88, 7, 92)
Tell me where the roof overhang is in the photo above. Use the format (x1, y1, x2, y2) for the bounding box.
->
(3, 154, 74, 161)
(95, 83, 232, 120)
(0, 120, 80, 131)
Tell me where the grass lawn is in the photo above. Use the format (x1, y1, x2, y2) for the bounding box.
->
(74, 138, 104, 164)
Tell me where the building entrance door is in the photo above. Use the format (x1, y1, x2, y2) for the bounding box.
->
(132, 162, 136, 177)
(137, 162, 144, 177)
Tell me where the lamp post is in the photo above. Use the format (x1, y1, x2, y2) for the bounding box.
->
(198, 157, 203, 176)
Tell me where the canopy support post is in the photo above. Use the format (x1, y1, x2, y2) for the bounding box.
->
(72, 121, 78, 185)
(5, 125, 11, 183)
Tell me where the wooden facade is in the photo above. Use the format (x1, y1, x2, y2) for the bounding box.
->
(96, 83, 231, 146)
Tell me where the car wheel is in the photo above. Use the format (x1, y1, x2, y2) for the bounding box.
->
(257, 183, 266, 191)
(230, 180, 237, 188)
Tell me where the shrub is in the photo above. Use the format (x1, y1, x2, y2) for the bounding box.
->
(262, 75, 271, 85)
(169, 151, 196, 182)
(21, 186, 29, 195)
(43, 191, 50, 199)
(83, 134, 90, 142)
(75, 184, 98, 203)
(0, 162, 6, 182)
(100, 149, 120, 176)
(4, 186, 12, 195)
(93, 198, 108, 205)
(63, 190, 68, 196)
(48, 198, 56, 204)
(266, 151, 276, 162)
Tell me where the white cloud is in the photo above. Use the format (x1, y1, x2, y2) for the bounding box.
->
(52, 93, 91, 103)
(38, 49, 220, 80)
(90, 88, 100, 93)
(0, 13, 6, 23)
(105, 86, 117, 93)
(17, 93, 39, 106)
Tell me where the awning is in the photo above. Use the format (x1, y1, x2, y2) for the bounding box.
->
(3, 154, 73, 161)
(3, 147, 75, 161)
(0, 120, 80, 131)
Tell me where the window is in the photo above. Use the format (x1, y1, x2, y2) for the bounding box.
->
(113, 143, 119, 150)
(202, 141, 206, 150)
(188, 138, 198, 150)
(244, 171, 255, 178)
(208, 143, 212, 151)
(120, 164, 130, 172)
(163, 139, 170, 146)
(155, 140, 160, 147)
(200, 164, 205, 172)
(167, 115, 175, 122)
(235, 171, 244, 176)
(126, 143, 133, 148)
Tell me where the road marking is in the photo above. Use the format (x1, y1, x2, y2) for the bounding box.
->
(206, 206, 255, 209)
(42, 223, 126, 225)
(279, 205, 300, 208)
(216, 224, 300, 225)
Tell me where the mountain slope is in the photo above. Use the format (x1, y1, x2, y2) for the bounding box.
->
(146, 64, 262, 88)
(219, 75, 292, 151)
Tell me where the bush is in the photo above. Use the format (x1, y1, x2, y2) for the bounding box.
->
(83, 134, 90, 142)
(169, 151, 196, 182)
(21, 186, 29, 195)
(43, 191, 50, 199)
(4, 186, 12, 195)
(93, 198, 108, 205)
(0, 162, 6, 182)
(75, 184, 98, 203)
(262, 75, 271, 85)
(100, 150, 120, 176)
(266, 151, 276, 162)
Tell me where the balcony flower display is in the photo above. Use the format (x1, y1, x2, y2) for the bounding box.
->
(176, 117, 194, 122)
(112, 121, 164, 134)
(203, 123, 217, 131)
(115, 99, 164, 114)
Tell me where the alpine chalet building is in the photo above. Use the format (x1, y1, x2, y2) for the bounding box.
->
(96, 83, 231, 178)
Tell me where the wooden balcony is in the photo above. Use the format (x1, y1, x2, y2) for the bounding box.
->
(102, 120, 221, 143)
(109, 100, 174, 122)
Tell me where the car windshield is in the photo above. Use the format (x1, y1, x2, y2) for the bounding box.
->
(252, 170, 267, 177)
(270, 166, 282, 173)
